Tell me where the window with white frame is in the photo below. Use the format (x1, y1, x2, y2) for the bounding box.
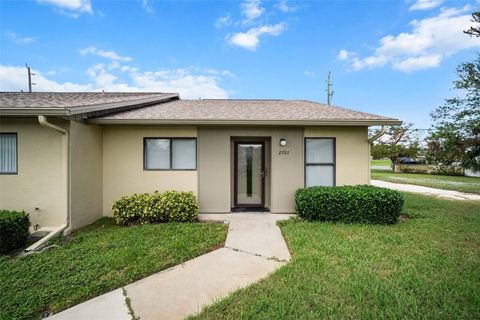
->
(305, 138, 335, 187)
(0, 133, 18, 174)
(144, 138, 197, 170)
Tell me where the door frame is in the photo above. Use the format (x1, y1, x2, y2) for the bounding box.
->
(233, 140, 266, 208)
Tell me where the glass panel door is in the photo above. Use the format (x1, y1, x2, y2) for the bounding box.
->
(236, 143, 264, 206)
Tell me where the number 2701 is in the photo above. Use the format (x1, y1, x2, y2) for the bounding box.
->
(278, 150, 289, 155)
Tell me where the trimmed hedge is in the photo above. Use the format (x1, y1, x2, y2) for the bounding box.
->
(112, 191, 199, 226)
(295, 185, 404, 224)
(0, 210, 30, 254)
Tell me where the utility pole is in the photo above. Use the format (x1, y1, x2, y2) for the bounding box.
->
(26, 64, 36, 92)
(326, 71, 334, 105)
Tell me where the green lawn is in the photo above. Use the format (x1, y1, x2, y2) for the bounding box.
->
(192, 194, 480, 320)
(372, 170, 480, 194)
(0, 218, 228, 320)
(370, 159, 392, 166)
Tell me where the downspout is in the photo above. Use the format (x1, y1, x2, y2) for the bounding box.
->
(368, 125, 386, 143)
(38, 116, 72, 235)
(367, 126, 387, 183)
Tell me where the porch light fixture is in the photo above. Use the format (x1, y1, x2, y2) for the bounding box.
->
(279, 139, 287, 147)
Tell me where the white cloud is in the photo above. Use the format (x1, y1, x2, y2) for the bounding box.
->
(337, 50, 350, 61)
(36, 0, 92, 17)
(392, 54, 442, 71)
(241, 0, 265, 24)
(79, 46, 132, 62)
(142, 0, 153, 13)
(5, 32, 36, 45)
(228, 22, 286, 50)
(0, 65, 92, 92)
(216, 0, 292, 50)
(0, 64, 230, 99)
(410, 0, 444, 11)
(276, 0, 297, 13)
(215, 14, 232, 28)
(201, 67, 236, 78)
(128, 69, 229, 98)
(340, 6, 480, 72)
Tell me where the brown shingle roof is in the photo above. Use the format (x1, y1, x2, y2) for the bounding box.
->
(0, 92, 179, 116)
(92, 99, 401, 125)
(0, 92, 177, 108)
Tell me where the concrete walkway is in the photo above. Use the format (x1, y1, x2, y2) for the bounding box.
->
(372, 180, 480, 201)
(48, 213, 293, 320)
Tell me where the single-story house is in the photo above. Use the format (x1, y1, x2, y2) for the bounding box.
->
(0, 92, 401, 234)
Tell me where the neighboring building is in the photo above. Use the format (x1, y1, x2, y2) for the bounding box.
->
(0, 92, 401, 233)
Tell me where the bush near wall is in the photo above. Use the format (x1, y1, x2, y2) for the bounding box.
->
(0, 210, 30, 254)
(431, 165, 464, 176)
(396, 164, 464, 176)
(112, 191, 199, 226)
(399, 166, 429, 174)
(295, 185, 404, 224)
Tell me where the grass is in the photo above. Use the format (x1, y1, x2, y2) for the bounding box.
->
(192, 194, 480, 320)
(370, 159, 392, 166)
(0, 218, 228, 320)
(372, 170, 480, 194)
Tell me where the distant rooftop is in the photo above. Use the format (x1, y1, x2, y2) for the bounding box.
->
(0, 92, 179, 116)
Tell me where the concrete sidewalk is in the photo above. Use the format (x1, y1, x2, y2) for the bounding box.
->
(48, 213, 293, 320)
(372, 180, 480, 201)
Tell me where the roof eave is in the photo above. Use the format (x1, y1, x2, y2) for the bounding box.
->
(68, 93, 179, 115)
(87, 119, 403, 126)
(0, 93, 180, 118)
(0, 108, 67, 116)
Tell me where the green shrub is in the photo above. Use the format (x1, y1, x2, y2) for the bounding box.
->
(112, 193, 158, 225)
(295, 185, 404, 224)
(399, 167, 428, 174)
(431, 165, 464, 176)
(0, 210, 30, 254)
(112, 191, 199, 225)
(160, 191, 199, 222)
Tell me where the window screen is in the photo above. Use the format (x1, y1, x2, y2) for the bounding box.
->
(305, 138, 335, 186)
(144, 138, 196, 170)
(0, 133, 17, 174)
(145, 138, 170, 169)
(172, 139, 196, 169)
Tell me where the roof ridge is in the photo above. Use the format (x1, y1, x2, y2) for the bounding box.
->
(194, 98, 286, 101)
(0, 91, 174, 94)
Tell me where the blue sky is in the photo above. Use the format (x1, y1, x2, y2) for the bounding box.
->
(0, 0, 479, 128)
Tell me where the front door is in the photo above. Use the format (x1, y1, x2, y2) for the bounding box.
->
(234, 141, 265, 208)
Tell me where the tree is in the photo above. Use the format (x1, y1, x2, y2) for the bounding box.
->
(464, 12, 480, 37)
(372, 123, 419, 171)
(428, 53, 480, 172)
(371, 143, 388, 160)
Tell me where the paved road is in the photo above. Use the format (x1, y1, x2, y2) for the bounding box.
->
(372, 180, 480, 201)
(48, 213, 294, 320)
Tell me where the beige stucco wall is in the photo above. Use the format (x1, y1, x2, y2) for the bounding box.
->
(1, 120, 370, 227)
(0, 117, 68, 227)
(304, 126, 370, 185)
(102, 126, 198, 215)
(198, 126, 304, 213)
(69, 121, 103, 229)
